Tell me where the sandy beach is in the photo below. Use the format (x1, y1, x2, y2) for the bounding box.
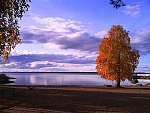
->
(0, 85, 150, 113)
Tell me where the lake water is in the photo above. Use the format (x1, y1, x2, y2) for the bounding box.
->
(2, 72, 150, 86)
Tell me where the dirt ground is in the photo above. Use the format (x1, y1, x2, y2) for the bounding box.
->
(0, 85, 150, 113)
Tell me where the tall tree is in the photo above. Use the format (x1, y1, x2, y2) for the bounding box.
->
(0, 0, 31, 63)
(96, 25, 140, 87)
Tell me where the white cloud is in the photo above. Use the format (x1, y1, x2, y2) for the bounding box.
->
(31, 16, 85, 33)
(122, 5, 141, 16)
(30, 61, 50, 68)
(95, 31, 107, 38)
(43, 43, 61, 49)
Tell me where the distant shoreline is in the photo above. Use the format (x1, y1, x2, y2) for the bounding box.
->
(1, 72, 150, 74)
(1, 72, 97, 73)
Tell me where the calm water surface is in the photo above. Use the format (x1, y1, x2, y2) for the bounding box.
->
(3, 72, 150, 86)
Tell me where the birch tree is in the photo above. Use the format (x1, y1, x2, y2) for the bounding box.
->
(0, 0, 31, 63)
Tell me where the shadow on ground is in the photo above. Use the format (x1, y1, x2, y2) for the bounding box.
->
(0, 86, 150, 113)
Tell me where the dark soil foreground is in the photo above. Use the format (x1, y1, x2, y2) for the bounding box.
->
(0, 85, 150, 113)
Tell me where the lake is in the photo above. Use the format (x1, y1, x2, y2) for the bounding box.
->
(2, 72, 150, 86)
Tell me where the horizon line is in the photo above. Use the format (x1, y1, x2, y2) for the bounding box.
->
(1, 72, 150, 74)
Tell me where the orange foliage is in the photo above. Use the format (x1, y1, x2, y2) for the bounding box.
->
(96, 25, 140, 84)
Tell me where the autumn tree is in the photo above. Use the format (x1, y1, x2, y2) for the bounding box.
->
(0, 0, 31, 63)
(96, 25, 140, 87)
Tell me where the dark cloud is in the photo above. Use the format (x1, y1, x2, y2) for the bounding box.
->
(20, 28, 55, 44)
(131, 27, 150, 55)
(54, 33, 100, 52)
(21, 40, 33, 43)
(20, 27, 101, 53)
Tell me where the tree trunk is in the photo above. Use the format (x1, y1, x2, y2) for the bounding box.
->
(116, 52, 121, 88)
(116, 78, 120, 87)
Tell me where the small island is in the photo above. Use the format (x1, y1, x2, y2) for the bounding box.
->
(0, 74, 15, 84)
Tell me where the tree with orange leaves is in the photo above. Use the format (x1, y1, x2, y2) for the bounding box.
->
(96, 25, 140, 87)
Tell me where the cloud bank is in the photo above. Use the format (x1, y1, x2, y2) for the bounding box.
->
(20, 16, 100, 53)
(1, 14, 150, 72)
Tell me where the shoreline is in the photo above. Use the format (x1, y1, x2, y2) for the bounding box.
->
(0, 85, 150, 113)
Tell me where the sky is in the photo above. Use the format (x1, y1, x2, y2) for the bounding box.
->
(0, 0, 150, 72)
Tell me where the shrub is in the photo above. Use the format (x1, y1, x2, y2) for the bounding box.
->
(0, 74, 10, 80)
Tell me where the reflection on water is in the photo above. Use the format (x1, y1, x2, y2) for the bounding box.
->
(3, 72, 150, 86)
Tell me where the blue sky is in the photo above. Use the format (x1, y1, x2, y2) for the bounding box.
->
(1, 0, 150, 72)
